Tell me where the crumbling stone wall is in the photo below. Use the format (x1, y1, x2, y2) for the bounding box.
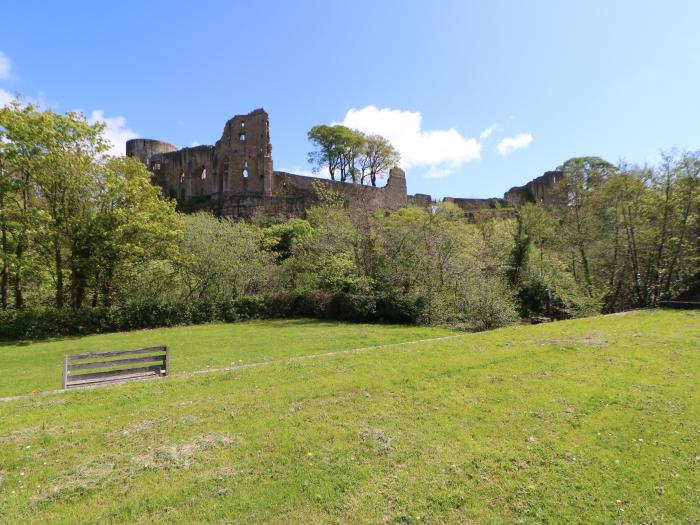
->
(128, 110, 415, 219)
(126, 139, 178, 166)
(127, 109, 273, 204)
(127, 109, 561, 220)
(504, 170, 562, 206)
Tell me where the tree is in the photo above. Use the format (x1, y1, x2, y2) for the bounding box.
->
(178, 213, 275, 302)
(307, 125, 344, 181)
(551, 157, 617, 296)
(308, 125, 400, 185)
(0, 101, 105, 308)
(29, 109, 106, 308)
(90, 156, 182, 307)
(359, 134, 400, 186)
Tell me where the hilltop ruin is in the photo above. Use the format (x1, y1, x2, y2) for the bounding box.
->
(126, 108, 559, 218)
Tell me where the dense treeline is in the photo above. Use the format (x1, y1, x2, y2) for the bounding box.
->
(0, 102, 698, 338)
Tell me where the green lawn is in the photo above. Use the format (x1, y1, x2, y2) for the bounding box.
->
(0, 319, 453, 397)
(0, 310, 698, 523)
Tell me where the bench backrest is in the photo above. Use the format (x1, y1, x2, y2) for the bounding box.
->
(62, 346, 169, 390)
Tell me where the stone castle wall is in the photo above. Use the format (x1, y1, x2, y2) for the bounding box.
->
(127, 108, 562, 220)
(504, 170, 561, 207)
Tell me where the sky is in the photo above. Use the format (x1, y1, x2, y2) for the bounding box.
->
(1, 0, 699, 199)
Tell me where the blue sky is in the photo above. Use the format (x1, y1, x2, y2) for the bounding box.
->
(2, 0, 699, 198)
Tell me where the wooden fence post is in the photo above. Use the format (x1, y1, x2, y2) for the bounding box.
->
(62, 355, 68, 390)
(164, 346, 170, 377)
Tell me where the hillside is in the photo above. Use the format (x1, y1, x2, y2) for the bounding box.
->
(0, 310, 698, 523)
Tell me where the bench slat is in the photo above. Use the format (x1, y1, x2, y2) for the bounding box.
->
(67, 354, 165, 371)
(67, 375, 161, 389)
(68, 364, 165, 383)
(67, 372, 162, 389)
(65, 346, 167, 361)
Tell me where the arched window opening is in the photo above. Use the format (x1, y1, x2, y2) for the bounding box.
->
(201, 168, 207, 180)
(241, 121, 245, 129)
(243, 169, 249, 178)
(239, 133, 246, 141)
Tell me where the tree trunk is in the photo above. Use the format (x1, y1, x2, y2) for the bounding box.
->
(101, 266, 114, 307)
(14, 241, 23, 309)
(663, 177, 696, 294)
(649, 171, 672, 302)
(55, 235, 64, 308)
(0, 204, 8, 310)
(14, 173, 29, 310)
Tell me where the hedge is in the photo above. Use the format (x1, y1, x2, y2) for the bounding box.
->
(0, 291, 423, 340)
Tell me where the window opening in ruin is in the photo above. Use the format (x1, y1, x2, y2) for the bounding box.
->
(152, 162, 161, 170)
(244, 161, 248, 168)
(243, 169, 249, 178)
(201, 168, 207, 180)
(241, 121, 245, 129)
(180, 172, 185, 183)
(239, 133, 246, 141)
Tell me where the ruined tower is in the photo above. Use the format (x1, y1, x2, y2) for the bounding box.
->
(126, 109, 274, 203)
(127, 109, 427, 219)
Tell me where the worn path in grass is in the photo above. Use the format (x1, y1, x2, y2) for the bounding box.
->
(0, 332, 466, 402)
(0, 319, 453, 397)
(0, 310, 698, 523)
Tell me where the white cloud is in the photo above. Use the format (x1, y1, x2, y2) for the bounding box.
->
(0, 89, 14, 107)
(279, 165, 329, 179)
(479, 123, 500, 140)
(190, 140, 201, 147)
(425, 167, 452, 179)
(497, 133, 533, 156)
(0, 51, 11, 80)
(88, 110, 139, 156)
(337, 106, 481, 177)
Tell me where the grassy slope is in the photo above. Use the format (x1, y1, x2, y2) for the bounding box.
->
(0, 320, 453, 397)
(0, 310, 698, 524)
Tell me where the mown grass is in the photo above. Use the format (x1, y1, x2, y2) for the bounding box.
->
(0, 319, 453, 397)
(0, 310, 698, 523)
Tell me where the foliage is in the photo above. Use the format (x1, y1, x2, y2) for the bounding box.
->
(0, 100, 182, 312)
(514, 153, 700, 313)
(177, 213, 275, 302)
(308, 125, 399, 185)
(1, 97, 699, 335)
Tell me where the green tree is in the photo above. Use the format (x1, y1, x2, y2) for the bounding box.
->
(178, 213, 275, 302)
(307, 125, 344, 181)
(308, 125, 399, 186)
(359, 134, 400, 186)
(551, 157, 617, 296)
(91, 156, 183, 307)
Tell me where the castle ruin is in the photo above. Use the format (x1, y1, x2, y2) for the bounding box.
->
(126, 108, 559, 218)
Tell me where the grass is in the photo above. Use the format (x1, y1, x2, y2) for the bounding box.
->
(0, 319, 453, 397)
(0, 309, 698, 523)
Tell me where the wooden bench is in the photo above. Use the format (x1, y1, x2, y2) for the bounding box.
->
(62, 346, 170, 390)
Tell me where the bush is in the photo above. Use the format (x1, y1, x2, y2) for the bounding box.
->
(0, 290, 441, 341)
(375, 292, 423, 324)
(460, 279, 519, 331)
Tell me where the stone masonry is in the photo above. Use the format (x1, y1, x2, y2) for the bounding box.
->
(127, 109, 560, 219)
